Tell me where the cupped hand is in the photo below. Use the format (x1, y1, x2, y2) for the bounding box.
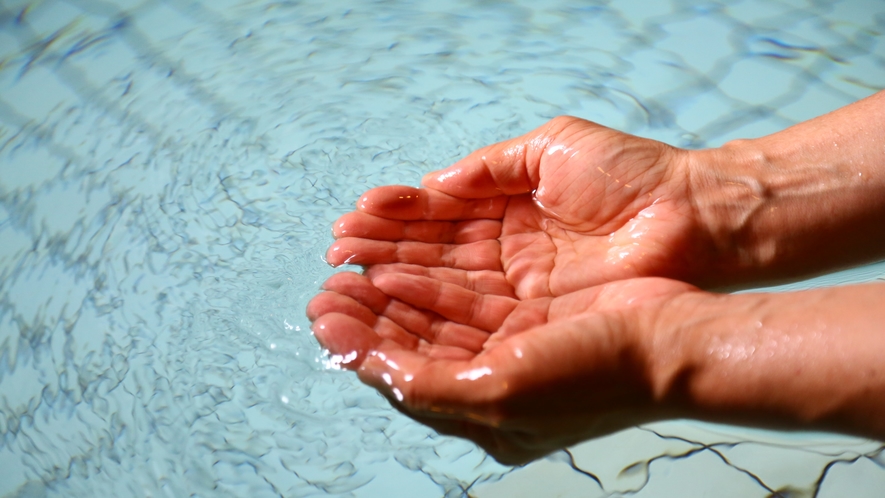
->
(326, 116, 719, 298)
(307, 272, 698, 464)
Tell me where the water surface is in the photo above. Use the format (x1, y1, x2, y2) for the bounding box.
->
(1, 0, 884, 496)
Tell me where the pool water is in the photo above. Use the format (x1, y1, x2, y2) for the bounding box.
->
(1, 0, 884, 496)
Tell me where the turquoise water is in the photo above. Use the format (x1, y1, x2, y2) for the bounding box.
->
(1, 0, 884, 496)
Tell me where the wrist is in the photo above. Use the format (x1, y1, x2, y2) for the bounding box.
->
(642, 289, 800, 427)
(638, 289, 713, 409)
(643, 284, 885, 437)
(687, 128, 885, 287)
(685, 140, 778, 284)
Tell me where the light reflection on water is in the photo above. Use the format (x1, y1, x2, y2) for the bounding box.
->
(0, 0, 884, 496)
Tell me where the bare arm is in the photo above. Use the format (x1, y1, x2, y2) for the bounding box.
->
(689, 90, 885, 287)
(651, 282, 885, 438)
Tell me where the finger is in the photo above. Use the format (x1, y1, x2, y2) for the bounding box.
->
(494, 298, 554, 340)
(416, 341, 477, 361)
(320, 272, 390, 313)
(374, 319, 478, 360)
(357, 185, 507, 220)
(364, 264, 516, 297)
(373, 316, 420, 349)
(362, 312, 631, 417)
(316, 273, 491, 352)
(311, 313, 386, 370)
(333, 211, 502, 243)
(312, 315, 477, 371)
(420, 118, 579, 197)
(373, 273, 518, 332)
(358, 349, 499, 412)
(381, 300, 490, 353)
(326, 238, 503, 271)
(306, 291, 377, 326)
(306, 289, 426, 350)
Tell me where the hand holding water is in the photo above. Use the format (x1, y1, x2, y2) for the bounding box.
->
(325, 116, 719, 298)
(309, 92, 885, 463)
(309, 272, 697, 464)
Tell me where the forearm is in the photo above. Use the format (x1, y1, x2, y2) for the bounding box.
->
(650, 283, 885, 437)
(688, 90, 885, 286)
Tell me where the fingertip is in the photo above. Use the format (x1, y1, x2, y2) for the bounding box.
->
(367, 270, 393, 288)
(422, 143, 534, 198)
(357, 185, 423, 218)
(306, 290, 377, 326)
(321, 271, 365, 292)
(325, 242, 349, 267)
(368, 271, 416, 297)
(419, 173, 434, 187)
(305, 292, 329, 321)
(333, 211, 408, 241)
(420, 168, 451, 188)
(331, 212, 355, 239)
(311, 313, 383, 370)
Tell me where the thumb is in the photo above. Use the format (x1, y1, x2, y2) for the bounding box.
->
(421, 117, 578, 198)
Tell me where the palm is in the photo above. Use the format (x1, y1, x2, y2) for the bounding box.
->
(326, 117, 713, 299)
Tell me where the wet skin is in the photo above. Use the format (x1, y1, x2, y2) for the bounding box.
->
(308, 272, 698, 464)
(308, 91, 885, 464)
(325, 116, 720, 299)
(311, 116, 714, 462)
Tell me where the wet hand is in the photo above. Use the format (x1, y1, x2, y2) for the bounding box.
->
(307, 272, 697, 464)
(326, 116, 719, 298)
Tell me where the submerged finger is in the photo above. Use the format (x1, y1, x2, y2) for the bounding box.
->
(333, 211, 502, 243)
(357, 185, 507, 220)
(326, 238, 502, 271)
(365, 264, 516, 297)
(373, 273, 518, 332)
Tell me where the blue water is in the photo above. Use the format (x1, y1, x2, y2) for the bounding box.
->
(1, 0, 884, 496)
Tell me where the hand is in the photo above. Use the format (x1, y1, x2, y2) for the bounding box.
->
(326, 116, 719, 298)
(309, 96, 885, 464)
(307, 272, 698, 464)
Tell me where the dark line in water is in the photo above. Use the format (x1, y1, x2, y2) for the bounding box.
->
(562, 449, 604, 488)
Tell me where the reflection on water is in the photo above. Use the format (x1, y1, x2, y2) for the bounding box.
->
(0, 0, 884, 496)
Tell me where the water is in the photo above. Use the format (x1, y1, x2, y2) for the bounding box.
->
(1, 0, 884, 496)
